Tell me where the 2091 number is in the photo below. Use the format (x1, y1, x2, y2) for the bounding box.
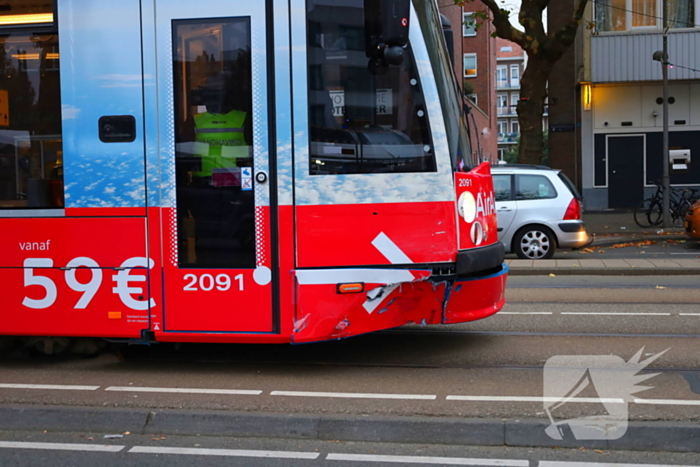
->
(183, 273, 244, 292)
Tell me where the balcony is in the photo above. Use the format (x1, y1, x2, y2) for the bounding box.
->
(496, 81, 520, 90)
(497, 106, 517, 117)
(591, 29, 700, 83)
(498, 132, 519, 143)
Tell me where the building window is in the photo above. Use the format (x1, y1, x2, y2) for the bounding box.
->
(596, 0, 696, 32)
(463, 12, 476, 37)
(0, 1, 63, 210)
(497, 120, 508, 135)
(497, 94, 508, 115)
(509, 64, 520, 87)
(632, 0, 657, 27)
(510, 93, 520, 115)
(467, 94, 478, 105)
(512, 121, 520, 134)
(463, 53, 477, 77)
(496, 65, 507, 88)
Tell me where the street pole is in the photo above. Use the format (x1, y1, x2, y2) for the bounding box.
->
(662, 0, 671, 228)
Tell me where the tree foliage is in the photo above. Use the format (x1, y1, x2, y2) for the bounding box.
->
(455, 0, 589, 165)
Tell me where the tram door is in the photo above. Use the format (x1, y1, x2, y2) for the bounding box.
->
(152, 0, 276, 333)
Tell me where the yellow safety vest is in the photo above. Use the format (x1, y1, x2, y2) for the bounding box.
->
(193, 110, 248, 177)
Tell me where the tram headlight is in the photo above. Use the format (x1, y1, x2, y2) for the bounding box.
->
(458, 191, 477, 224)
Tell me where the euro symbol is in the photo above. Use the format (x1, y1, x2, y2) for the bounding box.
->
(112, 257, 156, 311)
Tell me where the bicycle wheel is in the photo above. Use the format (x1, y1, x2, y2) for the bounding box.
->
(634, 198, 661, 228)
(672, 199, 691, 227)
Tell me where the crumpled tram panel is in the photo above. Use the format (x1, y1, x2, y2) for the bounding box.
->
(292, 269, 443, 343)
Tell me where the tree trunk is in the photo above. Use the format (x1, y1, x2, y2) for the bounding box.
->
(517, 57, 552, 165)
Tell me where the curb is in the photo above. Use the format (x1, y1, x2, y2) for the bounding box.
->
(508, 268, 700, 276)
(1, 405, 698, 453)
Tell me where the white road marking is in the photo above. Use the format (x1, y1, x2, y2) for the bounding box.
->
(560, 312, 671, 316)
(4, 383, 698, 408)
(129, 446, 319, 459)
(0, 383, 100, 391)
(271, 391, 436, 400)
(447, 396, 624, 403)
(634, 398, 700, 406)
(679, 313, 700, 316)
(327, 453, 528, 465)
(540, 462, 699, 467)
(447, 396, 700, 406)
(498, 312, 553, 315)
(372, 232, 413, 264)
(105, 386, 261, 395)
(0, 441, 124, 452)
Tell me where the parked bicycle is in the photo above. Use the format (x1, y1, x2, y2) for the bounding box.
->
(633, 181, 700, 228)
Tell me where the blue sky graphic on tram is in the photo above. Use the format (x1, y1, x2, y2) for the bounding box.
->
(59, 0, 148, 209)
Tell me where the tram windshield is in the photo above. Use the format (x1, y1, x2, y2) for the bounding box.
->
(306, 0, 473, 176)
(413, 0, 474, 170)
(306, 0, 435, 175)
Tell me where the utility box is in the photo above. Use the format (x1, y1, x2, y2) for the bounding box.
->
(670, 149, 691, 171)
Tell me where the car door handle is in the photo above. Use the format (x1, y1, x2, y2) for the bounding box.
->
(498, 208, 512, 212)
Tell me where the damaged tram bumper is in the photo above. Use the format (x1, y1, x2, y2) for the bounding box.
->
(292, 244, 507, 344)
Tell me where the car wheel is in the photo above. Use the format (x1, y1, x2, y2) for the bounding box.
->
(514, 226, 556, 260)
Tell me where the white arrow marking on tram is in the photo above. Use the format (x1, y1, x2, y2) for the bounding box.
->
(372, 232, 413, 264)
(362, 233, 416, 314)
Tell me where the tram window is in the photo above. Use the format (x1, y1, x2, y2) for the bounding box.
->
(306, 0, 437, 176)
(0, 2, 62, 210)
(172, 18, 255, 269)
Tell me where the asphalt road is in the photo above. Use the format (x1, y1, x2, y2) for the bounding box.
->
(1, 431, 699, 467)
(0, 275, 698, 457)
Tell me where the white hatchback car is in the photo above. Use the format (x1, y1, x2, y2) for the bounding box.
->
(491, 165, 591, 259)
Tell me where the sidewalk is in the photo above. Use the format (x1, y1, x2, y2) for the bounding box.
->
(506, 211, 700, 275)
(583, 210, 675, 235)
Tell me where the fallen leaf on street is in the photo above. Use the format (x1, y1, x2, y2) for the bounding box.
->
(610, 240, 656, 249)
(656, 286, 667, 289)
(549, 274, 556, 277)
